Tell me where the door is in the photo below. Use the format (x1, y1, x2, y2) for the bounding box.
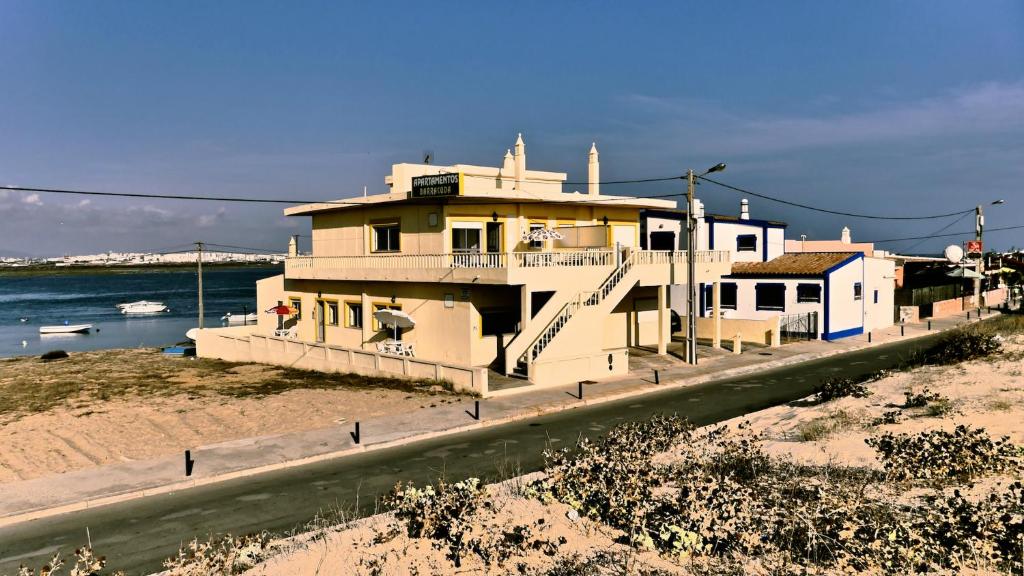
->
(486, 222, 502, 253)
(315, 300, 325, 342)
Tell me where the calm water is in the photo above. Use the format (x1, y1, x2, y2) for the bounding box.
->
(0, 266, 281, 358)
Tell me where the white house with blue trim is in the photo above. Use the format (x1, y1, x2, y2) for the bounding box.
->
(641, 199, 894, 341)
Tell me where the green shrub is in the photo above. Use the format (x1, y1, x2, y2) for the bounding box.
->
(903, 387, 943, 408)
(925, 328, 1002, 365)
(812, 377, 871, 403)
(384, 478, 487, 567)
(870, 410, 902, 426)
(866, 425, 1022, 482)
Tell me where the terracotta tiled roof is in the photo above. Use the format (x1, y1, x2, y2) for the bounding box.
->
(729, 252, 860, 277)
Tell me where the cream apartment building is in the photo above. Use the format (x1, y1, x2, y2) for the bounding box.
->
(198, 135, 731, 393)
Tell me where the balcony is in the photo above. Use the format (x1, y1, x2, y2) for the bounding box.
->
(284, 249, 730, 287)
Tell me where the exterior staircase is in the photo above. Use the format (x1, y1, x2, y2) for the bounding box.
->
(507, 252, 641, 377)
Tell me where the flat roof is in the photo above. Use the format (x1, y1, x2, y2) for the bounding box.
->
(643, 208, 787, 227)
(729, 252, 860, 277)
(285, 189, 677, 216)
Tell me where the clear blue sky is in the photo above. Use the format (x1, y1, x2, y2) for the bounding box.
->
(1, 1, 1022, 256)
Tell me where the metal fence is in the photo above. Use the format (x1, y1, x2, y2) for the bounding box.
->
(779, 312, 818, 341)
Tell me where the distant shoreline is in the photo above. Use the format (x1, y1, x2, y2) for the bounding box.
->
(0, 262, 283, 277)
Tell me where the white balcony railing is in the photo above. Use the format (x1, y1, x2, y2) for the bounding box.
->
(634, 250, 731, 265)
(285, 249, 729, 275)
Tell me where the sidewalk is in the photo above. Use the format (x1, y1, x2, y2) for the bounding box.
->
(0, 310, 1000, 527)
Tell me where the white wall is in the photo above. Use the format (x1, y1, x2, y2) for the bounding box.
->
(765, 228, 786, 261)
(644, 215, 684, 249)
(864, 257, 895, 332)
(722, 278, 825, 336)
(825, 257, 864, 338)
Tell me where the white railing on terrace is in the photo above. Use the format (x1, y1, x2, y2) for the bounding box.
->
(633, 250, 731, 265)
(513, 250, 615, 268)
(285, 249, 728, 274)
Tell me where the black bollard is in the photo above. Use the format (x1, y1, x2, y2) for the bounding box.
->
(465, 400, 480, 420)
(900, 325, 905, 336)
(928, 320, 932, 330)
(578, 381, 584, 399)
(184, 450, 194, 477)
(654, 369, 660, 385)
(868, 332, 872, 343)
(350, 422, 360, 444)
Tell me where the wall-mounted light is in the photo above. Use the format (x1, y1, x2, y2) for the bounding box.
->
(317, 291, 322, 298)
(491, 211, 499, 222)
(602, 216, 609, 226)
(391, 294, 396, 304)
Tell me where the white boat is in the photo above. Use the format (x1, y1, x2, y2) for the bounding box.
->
(117, 300, 168, 314)
(40, 324, 92, 334)
(221, 312, 258, 325)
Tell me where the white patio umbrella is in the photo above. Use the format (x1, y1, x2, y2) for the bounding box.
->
(521, 227, 564, 242)
(373, 309, 415, 335)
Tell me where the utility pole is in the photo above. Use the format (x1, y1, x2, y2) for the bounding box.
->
(685, 170, 698, 365)
(196, 241, 204, 329)
(974, 204, 983, 309)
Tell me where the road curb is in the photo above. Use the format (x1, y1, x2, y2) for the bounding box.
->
(0, 315, 985, 528)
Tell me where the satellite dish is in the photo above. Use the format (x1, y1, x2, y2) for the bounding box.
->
(944, 244, 964, 263)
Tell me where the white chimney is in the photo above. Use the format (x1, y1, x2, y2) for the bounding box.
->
(502, 149, 514, 176)
(588, 142, 599, 196)
(841, 226, 851, 244)
(514, 133, 526, 189)
(740, 199, 750, 220)
(288, 235, 299, 257)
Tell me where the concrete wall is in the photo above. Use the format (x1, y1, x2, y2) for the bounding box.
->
(309, 201, 643, 258)
(695, 315, 780, 346)
(826, 257, 864, 339)
(707, 221, 785, 263)
(863, 257, 895, 332)
(196, 327, 488, 396)
(719, 278, 825, 333)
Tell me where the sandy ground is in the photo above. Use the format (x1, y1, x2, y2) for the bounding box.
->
(0, 349, 463, 482)
(236, 335, 1024, 576)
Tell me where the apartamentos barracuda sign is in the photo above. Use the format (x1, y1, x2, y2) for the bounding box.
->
(411, 172, 463, 199)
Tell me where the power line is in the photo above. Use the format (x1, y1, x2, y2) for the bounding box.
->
(0, 185, 362, 206)
(697, 175, 975, 220)
(869, 224, 1024, 243)
(204, 242, 286, 253)
(900, 212, 973, 252)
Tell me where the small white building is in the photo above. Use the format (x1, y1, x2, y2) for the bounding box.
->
(641, 202, 895, 341)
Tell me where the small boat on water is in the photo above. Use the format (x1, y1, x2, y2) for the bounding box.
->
(39, 324, 92, 334)
(221, 312, 258, 325)
(117, 300, 169, 314)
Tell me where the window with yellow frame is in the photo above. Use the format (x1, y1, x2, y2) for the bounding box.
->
(325, 300, 339, 326)
(371, 303, 402, 331)
(344, 301, 362, 329)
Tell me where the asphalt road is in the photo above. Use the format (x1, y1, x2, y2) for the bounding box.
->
(0, 334, 941, 575)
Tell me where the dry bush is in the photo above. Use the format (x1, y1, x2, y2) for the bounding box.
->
(866, 425, 1022, 482)
(162, 533, 270, 576)
(813, 377, 871, 403)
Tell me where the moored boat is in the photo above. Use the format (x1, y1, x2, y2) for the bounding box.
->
(117, 300, 169, 314)
(221, 312, 258, 325)
(39, 324, 92, 334)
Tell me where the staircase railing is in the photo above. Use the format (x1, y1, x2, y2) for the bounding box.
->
(525, 252, 639, 362)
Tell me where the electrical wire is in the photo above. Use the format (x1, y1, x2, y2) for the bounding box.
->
(204, 242, 287, 253)
(0, 185, 362, 206)
(899, 212, 973, 253)
(697, 175, 975, 220)
(868, 224, 1024, 244)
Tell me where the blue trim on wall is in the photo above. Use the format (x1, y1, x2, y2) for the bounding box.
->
(825, 252, 863, 274)
(708, 219, 715, 250)
(823, 272, 830, 337)
(825, 326, 864, 340)
(698, 282, 706, 317)
(762, 227, 768, 262)
(822, 252, 865, 340)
